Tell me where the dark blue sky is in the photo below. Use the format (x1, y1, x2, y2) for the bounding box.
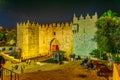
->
(0, 0, 120, 28)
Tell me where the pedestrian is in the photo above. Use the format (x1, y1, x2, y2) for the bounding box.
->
(59, 53, 63, 64)
(88, 60, 94, 69)
(0, 56, 5, 77)
(56, 52, 60, 64)
(80, 56, 88, 65)
(28, 59, 31, 65)
(108, 54, 114, 68)
(72, 54, 75, 61)
(77, 55, 81, 60)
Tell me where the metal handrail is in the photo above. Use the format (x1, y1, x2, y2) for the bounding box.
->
(0, 67, 20, 80)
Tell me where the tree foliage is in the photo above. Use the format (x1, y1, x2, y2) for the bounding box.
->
(0, 28, 17, 46)
(100, 10, 118, 18)
(6, 29, 17, 46)
(0, 29, 5, 40)
(0, 29, 5, 46)
(89, 49, 107, 60)
(94, 10, 120, 54)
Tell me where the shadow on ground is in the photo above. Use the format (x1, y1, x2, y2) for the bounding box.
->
(78, 74, 87, 78)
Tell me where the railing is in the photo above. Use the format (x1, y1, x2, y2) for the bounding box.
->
(0, 67, 20, 80)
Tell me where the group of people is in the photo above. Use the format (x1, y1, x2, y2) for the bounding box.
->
(69, 54, 81, 61)
(80, 56, 94, 70)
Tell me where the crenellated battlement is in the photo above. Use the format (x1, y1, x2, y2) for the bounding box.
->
(39, 22, 72, 29)
(16, 21, 72, 29)
(73, 12, 98, 23)
(17, 20, 40, 28)
(17, 20, 72, 30)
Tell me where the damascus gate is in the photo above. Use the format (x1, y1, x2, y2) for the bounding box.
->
(17, 12, 98, 59)
(17, 21, 73, 59)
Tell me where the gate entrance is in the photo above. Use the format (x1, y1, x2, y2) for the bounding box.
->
(50, 38, 60, 55)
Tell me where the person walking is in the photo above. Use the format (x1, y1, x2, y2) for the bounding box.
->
(0, 56, 5, 78)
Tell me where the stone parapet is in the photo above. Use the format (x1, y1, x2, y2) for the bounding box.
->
(113, 64, 120, 80)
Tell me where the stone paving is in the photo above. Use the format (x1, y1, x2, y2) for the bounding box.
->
(2, 59, 111, 80)
(3, 60, 63, 74)
(19, 60, 107, 80)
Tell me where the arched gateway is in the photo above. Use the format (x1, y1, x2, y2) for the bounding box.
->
(50, 38, 60, 55)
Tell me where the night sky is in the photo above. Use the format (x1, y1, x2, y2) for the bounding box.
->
(0, 0, 120, 28)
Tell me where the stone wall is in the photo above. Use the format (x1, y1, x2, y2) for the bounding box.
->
(72, 12, 98, 57)
(113, 64, 120, 80)
(17, 12, 98, 59)
(17, 21, 73, 59)
(39, 22, 73, 57)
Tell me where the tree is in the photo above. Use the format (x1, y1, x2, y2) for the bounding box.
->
(100, 10, 118, 18)
(0, 32, 4, 40)
(6, 29, 17, 46)
(93, 10, 120, 57)
(90, 49, 107, 60)
(0, 29, 5, 46)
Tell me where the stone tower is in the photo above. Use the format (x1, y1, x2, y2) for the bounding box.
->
(72, 12, 98, 57)
(17, 21, 39, 59)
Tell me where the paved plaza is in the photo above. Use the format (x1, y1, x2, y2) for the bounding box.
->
(2, 60, 109, 80)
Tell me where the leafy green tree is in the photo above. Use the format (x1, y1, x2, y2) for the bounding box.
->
(0, 29, 5, 46)
(6, 29, 17, 46)
(90, 49, 107, 60)
(100, 10, 118, 18)
(91, 10, 120, 59)
(0, 29, 5, 40)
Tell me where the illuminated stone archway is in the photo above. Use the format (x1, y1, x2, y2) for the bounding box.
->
(50, 38, 60, 54)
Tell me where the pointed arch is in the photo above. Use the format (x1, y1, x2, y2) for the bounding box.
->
(50, 38, 60, 52)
